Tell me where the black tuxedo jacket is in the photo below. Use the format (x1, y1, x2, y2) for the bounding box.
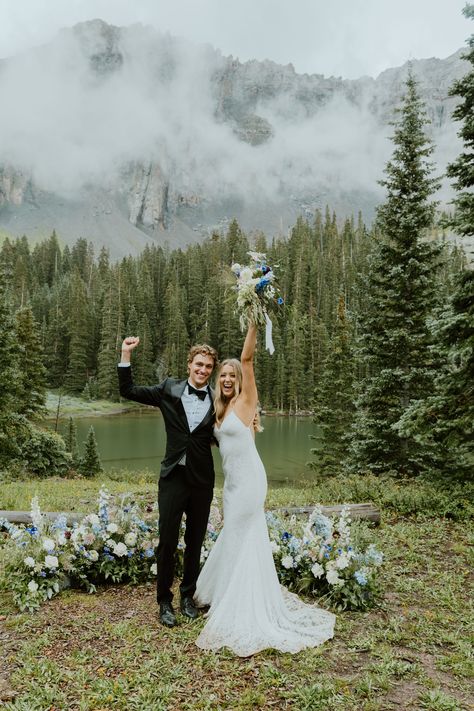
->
(118, 366, 216, 487)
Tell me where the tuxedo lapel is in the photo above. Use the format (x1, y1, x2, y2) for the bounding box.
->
(169, 380, 190, 431)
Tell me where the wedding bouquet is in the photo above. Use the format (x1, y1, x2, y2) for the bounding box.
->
(231, 251, 283, 353)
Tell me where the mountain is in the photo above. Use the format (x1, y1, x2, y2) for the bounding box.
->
(0, 19, 467, 257)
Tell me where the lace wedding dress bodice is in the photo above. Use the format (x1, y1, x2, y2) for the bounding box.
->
(195, 410, 335, 656)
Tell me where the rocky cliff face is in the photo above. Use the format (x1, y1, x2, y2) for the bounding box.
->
(0, 19, 467, 256)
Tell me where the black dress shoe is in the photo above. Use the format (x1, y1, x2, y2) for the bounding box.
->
(159, 601, 177, 628)
(180, 596, 199, 620)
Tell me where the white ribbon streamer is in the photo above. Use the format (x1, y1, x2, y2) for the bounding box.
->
(265, 312, 275, 355)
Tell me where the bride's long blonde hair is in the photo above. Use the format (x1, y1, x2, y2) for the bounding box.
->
(213, 358, 263, 431)
(213, 359, 242, 426)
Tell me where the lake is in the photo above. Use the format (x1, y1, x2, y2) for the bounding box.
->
(56, 412, 320, 488)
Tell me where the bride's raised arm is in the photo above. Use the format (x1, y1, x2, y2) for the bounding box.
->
(235, 322, 258, 425)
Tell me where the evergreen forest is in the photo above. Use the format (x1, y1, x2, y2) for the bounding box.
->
(0, 63, 473, 483)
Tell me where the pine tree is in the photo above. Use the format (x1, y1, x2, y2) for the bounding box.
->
(397, 7, 474, 480)
(0, 280, 22, 418)
(14, 306, 47, 418)
(97, 274, 122, 400)
(310, 296, 355, 476)
(78, 426, 103, 477)
(65, 416, 79, 466)
(446, 4, 474, 242)
(64, 271, 91, 394)
(349, 73, 442, 477)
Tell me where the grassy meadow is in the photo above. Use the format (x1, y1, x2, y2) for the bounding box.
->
(0, 474, 473, 710)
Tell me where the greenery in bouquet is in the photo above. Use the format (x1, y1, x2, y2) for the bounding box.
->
(231, 251, 283, 331)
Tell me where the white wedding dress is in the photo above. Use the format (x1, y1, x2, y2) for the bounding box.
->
(195, 410, 336, 656)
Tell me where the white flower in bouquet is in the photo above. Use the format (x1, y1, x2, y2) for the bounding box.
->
(106, 523, 119, 534)
(281, 555, 294, 569)
(335, 552, 350, 570)
(44, 555, 59, 569)
(84, 514, 101, 527)
(125, 532, 137, 547)
(113, 542, 128, 557)
(150, 563, 157, 575)
(56, 532, 67, 546)
(311, 562, 325, 578)
(326, 569, 344, 586)
(24, 557, 36, 568)
(106, 538, 116, 548)
(230, 251, 283, 353)
(83, 532, 96, 546)
(30, 496, 44, 534)
(42, 537, 56, 552)
(88, 550, 99, 562)
(28, 580, 39, 593)
(269, 540, 280, 554)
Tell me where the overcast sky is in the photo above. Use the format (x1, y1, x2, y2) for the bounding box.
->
(0, 0, 469, 79)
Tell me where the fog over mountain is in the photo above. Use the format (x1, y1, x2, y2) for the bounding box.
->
(0, 19, 467, 257)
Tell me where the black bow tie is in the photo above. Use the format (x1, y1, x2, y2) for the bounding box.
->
(188, 384, 208, 400)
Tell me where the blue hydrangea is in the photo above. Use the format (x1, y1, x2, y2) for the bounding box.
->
(354, 570, 368, 586)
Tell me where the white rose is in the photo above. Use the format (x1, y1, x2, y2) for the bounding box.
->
(56, 533, 67, 546)
(311, 562, 324, 578)
(125, 532, 137, 547)
(28, 580, 39, 593)
(106, 539, 115, 548)
(113, 542, 128, 557)
(326, 569, 344, 586)
(150, 563, 157, 575)
(24, 557, 36, 568)
(106, 523, 119, 534)
(281, 555, 294, 570)
(44, 555, 59, 569)
(42, 538, 56, 552)
(88, 549, 99, 562)
(335, 553, 350, 570)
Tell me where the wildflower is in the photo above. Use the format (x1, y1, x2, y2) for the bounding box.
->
(150, 563, 157, 575)
(88, 550, 99, 563)
(28, 580, 39, 593)
(106, 523, 118, 534)
(44, 555, 59, 569)
(24, 557, 36, 568)
(113, 542, 128, 557)
(125, 532, 137, 547)
(326, 570, 343, 586)
(311, 562, 324, 578)
(354, 570, 368, 586)
(281, 555, 294, 569)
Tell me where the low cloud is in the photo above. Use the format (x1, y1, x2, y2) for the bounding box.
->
(0, 21, 459, 210)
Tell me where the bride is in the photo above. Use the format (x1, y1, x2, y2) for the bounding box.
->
(195, 321, 336, 656)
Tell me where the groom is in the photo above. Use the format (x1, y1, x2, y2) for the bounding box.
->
(118, 337, 218, 628)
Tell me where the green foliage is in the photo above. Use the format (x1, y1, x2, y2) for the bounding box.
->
(310, 295, 355, 475)
(78, 426, 103, 477)
(0, 413, 71, 477)
(349, 74, 443, 478)
(14, 306, 47, 418)
(65, 416, 79, 466)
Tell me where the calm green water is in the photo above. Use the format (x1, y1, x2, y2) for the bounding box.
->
(57, 412, 319, 487)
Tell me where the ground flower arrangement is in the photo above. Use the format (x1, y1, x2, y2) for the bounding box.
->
(0, 489, 383, 612)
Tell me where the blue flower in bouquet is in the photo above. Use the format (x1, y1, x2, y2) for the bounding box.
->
(354, 570, 368, 586)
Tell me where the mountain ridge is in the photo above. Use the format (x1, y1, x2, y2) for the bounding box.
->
(0, 19, 467, 257)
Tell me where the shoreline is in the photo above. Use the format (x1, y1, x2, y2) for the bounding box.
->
(45, 391, 314, 421)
